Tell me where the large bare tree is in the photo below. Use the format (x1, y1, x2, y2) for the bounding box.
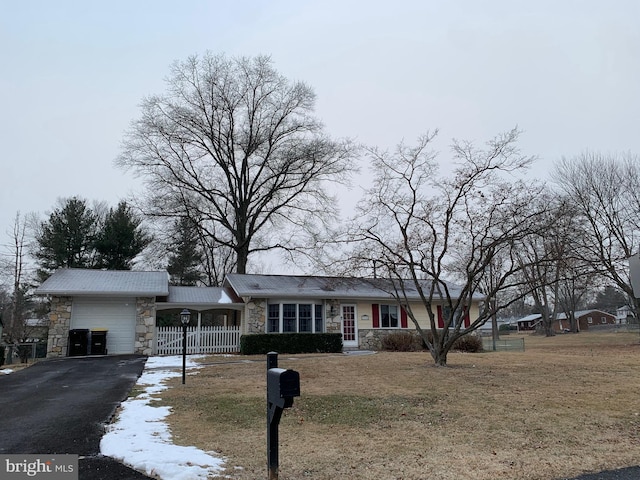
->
(0, 213, 38, 363)
(352, 128, 548, 366)
(553, 153, 640, 318)
(117, 53, 355, 274)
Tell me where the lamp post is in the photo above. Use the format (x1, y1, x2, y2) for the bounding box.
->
(180, 309, 191, 384)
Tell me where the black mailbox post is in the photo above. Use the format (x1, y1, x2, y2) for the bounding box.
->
(266, 352, 300, 480)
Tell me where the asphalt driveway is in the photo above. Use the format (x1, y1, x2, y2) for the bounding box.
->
(0, 355, 151, 479)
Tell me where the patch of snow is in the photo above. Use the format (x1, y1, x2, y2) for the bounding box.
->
(100, 355, 226, 479)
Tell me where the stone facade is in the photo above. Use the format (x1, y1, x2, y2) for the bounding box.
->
(358, 329, 422, 351)
(46, 296, 73, 357)
(136, 297, 156, 355)
(325, 300, 342, 335)
(245, 299, 267, 333)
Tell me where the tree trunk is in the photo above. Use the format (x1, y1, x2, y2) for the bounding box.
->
(235, 246, 248, 274)
(430, 348, 448, 366)
(429, 338, 449, 366)
(491, 307, 499, 351)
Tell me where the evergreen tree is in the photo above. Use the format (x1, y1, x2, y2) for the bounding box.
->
(166, 217, 203, 285)
(94, 201, 151, 270)
(589, 286, 628, 314)
(35, 197, 98, 279)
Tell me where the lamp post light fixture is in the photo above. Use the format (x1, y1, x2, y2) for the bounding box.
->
(180, 309, 191, 384)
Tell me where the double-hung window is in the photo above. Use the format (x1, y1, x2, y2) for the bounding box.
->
(372, 303, 408, 328)
(283, 304, 297, 332)
(267, 304, 280, 333)
(380, 304, 399, 328)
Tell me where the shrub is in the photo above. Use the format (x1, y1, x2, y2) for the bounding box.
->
(411, 330, 484, 353)
(240, 333, 343, 355)
(452, 334, 484, 353)
(499, 324, 512, 334)
(381, 331, 423, 352)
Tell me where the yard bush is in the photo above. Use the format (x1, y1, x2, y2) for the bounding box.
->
(499, 324, 512, 334)
(240, 333, 343, 355)
(417, 331, 484, 353)
(452, 334, 484, 353)
(381, 331, 423, 351)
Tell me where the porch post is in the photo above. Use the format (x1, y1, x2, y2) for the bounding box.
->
(196, 311, 202, 354)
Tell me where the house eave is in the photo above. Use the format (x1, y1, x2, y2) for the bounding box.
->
(36, 290, 169, 297)
(155, 301, 245, 311)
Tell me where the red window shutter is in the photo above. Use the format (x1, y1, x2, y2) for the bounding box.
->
(464, 308, 470, 328)
(437, 305, 444, 328)
(372, 304, 380, 328)
(401, 307, 408, 328)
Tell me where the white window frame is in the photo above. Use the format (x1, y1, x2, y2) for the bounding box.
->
(379, 304, 399, 328)
(266, 300, 325, 333)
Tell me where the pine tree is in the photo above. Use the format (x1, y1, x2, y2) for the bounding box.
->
(35, 197, 98, 279)
(166, 217, 204, 286)
(94, 201, 151, 270)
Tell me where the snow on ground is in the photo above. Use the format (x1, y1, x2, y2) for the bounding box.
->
(100, 355, 226, 479)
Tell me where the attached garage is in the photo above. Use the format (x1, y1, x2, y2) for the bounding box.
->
(37, 269, 169, 358)
(71, 297, 137, 354)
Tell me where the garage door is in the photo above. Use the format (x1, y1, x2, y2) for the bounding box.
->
(71, 297, 136, 354)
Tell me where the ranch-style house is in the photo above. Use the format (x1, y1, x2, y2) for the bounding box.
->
(36, 268, 483, 357)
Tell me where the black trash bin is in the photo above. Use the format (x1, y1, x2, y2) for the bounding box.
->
(90, 329, 108, 355)
(68, 329, 90, 356)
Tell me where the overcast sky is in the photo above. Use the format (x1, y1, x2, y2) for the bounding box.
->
(2, 1, 639, 268)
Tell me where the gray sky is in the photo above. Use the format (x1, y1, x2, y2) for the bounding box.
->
(2, 0, 639, 265)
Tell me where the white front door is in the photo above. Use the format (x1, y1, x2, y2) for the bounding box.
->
(341, 304, 358, 348)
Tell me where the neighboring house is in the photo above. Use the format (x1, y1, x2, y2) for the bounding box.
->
(515, 310, 617, 334)
(24, 318, 50, 342)
(616, 305, 635, 324)
(555, 310, 616, 332)
(36, 268, 483, 357)
(516, 314, 542, 331)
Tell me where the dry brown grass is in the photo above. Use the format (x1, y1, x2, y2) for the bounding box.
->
(156, 332, 640, 480)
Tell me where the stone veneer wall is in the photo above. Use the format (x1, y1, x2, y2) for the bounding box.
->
(325, 300, 342, 336)
(46, 296, 73, 357)
(136, 297, 156, 355)
(245, 299, 267, 333)
(359, 329, 423, 351)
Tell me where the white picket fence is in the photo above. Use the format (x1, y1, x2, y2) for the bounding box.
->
(156, 326, 241, 355)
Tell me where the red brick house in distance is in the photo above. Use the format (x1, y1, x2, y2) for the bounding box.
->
(516, 310, 617, 333)
(555, 310, 616, 332)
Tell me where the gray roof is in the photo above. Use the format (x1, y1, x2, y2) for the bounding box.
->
(556, 310, 614, 320)
(36, 268, 169, 296)
(225, 273, 483, 301)
(165, 286, 230, 304)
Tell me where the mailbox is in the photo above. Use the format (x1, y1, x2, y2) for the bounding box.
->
(267, 368, 300, 408)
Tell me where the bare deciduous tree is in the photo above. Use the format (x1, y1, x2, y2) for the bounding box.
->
(1, 213, 38, 363)
(553, 153, 640, 318)
(352, 128, 547, 366)
(117, 53, 356, 274)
